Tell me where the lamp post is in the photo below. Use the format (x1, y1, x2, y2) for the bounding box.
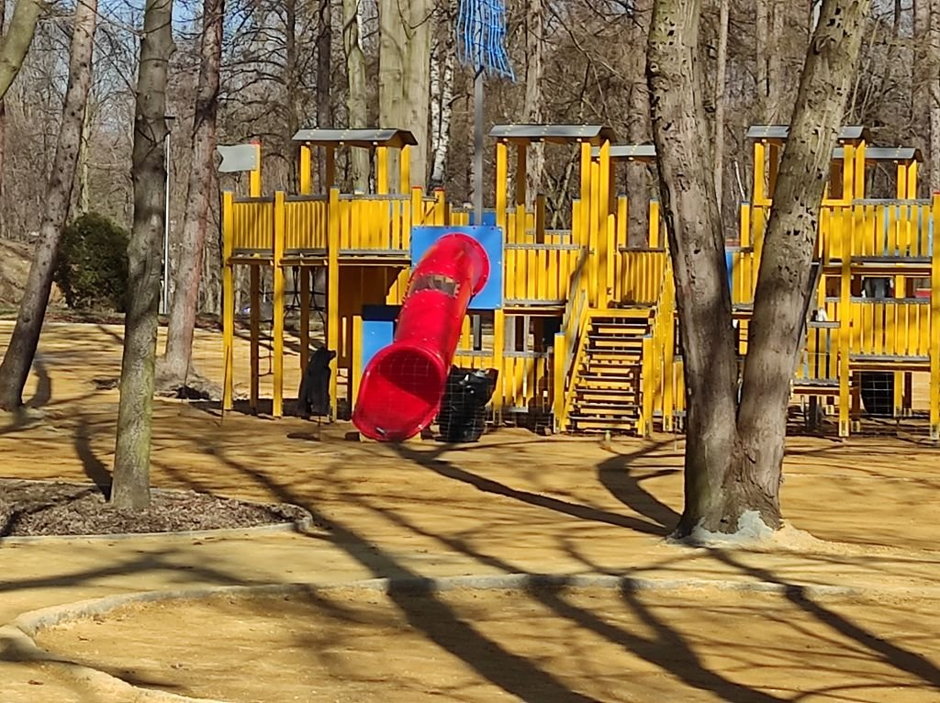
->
(161, 114, 176, 316)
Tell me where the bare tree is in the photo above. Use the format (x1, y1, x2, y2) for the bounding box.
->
(523, 0, 543, 204)
(648, 0, 870, 537)
(0, 0, 43, 101)
(112, 0, 174, 510)
(160, 0, 224, 393)
(0, 0, 98, 413)
(343, 0, 369, 190)
(379, 0, 431, 187)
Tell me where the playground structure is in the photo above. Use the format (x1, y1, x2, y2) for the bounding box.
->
(221, 124, 940, 441)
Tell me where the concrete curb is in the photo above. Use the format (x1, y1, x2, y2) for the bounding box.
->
(8, 572, 940, 703)
(0, 515, 323, 544)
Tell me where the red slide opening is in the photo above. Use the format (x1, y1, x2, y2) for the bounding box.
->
(353, 233, 489, 442)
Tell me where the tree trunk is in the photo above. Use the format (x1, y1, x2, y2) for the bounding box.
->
(343, 0, 369, 191)
(379, 0, 431, 189)
(112, 0, 174, 510)
(713, 0, 730, 211)
(649, 0, 870, 538)
(736, 0, 870, 528)
(161, 0, 223, 390)
(523, 0, 543, 207)
(316, 0, 332, 188)
(0, 0, 6, 240)
(914, 0, 931, 188)
(0, 0, 42, 101)
(627, 0, 652, 245)
(648, 0, 741, 536)
(0, 0, 98, 412)
(929, 0, 940, 192)
(428, 32, 454, 188)
(756, 0, 770, 119)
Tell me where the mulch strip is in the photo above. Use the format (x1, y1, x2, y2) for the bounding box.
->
(0, 479, 315, 537)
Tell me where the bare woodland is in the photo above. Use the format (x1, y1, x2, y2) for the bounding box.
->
(0, 0, 930, 531)
(0, 1, 934, 302)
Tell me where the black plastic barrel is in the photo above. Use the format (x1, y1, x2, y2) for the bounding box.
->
(859, 372, 894, 417)
(438, 367, 498, 442)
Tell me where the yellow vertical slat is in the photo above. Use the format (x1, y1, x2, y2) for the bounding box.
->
(328, 188, 341, 420)
(272, 192, 286, 418)
(222, 192, 235, 411)
(376, 147, 389, 195)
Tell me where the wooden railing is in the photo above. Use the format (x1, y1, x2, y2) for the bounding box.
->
(231, 197, 274, 252)
(504, 243, 584, 306)
(794, 321, 839, 384)
(638, 257, 677, 434)
(615, 248, 668, 305)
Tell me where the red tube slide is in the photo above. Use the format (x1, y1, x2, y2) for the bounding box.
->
(353, 233, 490, 442)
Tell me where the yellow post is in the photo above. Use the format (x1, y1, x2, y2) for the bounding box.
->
(492, 310, 505, 419)
(399, 145, 411, 194)
(272, 191, 286, 418)
(617, 196, 628, 248)
(553, 332, 567, 431)
(328, 187, 341, 420)
(930, 194, 940, 440)
(299, 144, 312, 195)
(222, 191, 235, 410)
(597, 140, 611, 308)
(907, 161, 918, 198)
(515, 143, 527, 243)
(579, 141, 592, 248)
(589, 158, 601, 306)
(300, 267, 311, 372)
(842, 144, 856, 203)
(434, 188, 446, 225)
(249, 266, 260, 411)
(325, 146, 336, 190)
(838, 208, 853, 437)
(753, 141, 766, 205)
(376, 146, 389, 195)
(852, 142, 866, 200)
(352, 313, 363, 405)
(250, 141, 262, 197)
(496, 141, 508, 233)
(648, 200, 661, 249)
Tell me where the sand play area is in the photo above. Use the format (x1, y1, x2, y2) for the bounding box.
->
(0, 320, 939, 702)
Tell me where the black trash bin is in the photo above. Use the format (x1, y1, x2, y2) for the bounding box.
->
(438, 367, 498, 442)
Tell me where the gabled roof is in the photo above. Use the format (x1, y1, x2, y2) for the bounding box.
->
(489, 124, 616, 144)
(746, 125, 868, 143)
(592, 144, 657, 161)
(833, 146, 922, 163)
(292, 128, 417, 148)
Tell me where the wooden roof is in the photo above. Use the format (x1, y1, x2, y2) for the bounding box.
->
(292, 128, 417, 148)
(489, 124, 616, 145)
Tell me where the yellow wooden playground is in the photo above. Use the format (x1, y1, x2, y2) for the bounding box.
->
(220, 125, 940, 441)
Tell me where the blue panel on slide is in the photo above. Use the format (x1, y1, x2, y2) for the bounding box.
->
(361, 305, 399, 369)
(410, 226, 503, 310)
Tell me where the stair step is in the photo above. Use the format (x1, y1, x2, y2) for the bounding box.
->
(579, 373, 638, 383)
(569, 416, 639, 431)
(573, 404, 640, 417)
(585, 353, 643, 362)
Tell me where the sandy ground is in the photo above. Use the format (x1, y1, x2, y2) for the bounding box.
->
(1, 320, 939, 702)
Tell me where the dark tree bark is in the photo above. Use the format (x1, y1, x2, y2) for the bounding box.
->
(0, 0, 98, 412)
(112, 0, 174, 510)
(649, 0, 871, 538)
(735, 0, 871, 525)
(160, 0, 224, 390)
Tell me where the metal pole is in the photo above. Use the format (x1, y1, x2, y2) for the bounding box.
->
(161, 124, 170, 315)
(473, 68, 484, 224)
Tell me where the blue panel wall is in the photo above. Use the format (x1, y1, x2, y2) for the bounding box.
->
(361, 305, 399, 369)
(410, 225, 503, 310)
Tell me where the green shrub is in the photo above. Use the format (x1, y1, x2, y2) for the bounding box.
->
(54, 212, 129, 311)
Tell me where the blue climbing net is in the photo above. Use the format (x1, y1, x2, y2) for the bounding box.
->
(457, 0, 514, 79)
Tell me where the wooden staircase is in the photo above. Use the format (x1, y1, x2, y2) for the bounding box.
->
(567, 309, 654, 434)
